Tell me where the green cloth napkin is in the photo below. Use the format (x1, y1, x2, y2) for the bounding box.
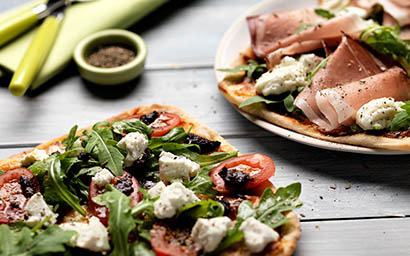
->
(0, 0, 166, 89)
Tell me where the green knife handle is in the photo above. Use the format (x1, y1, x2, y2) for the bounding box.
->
(0, 9, 39, 47)
(9, 16, 61, 96)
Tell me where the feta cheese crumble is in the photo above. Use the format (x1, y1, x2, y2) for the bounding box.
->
(191, 217, 233, 252)
(117, 132, 148, 167)
(153, 182, 199, 219)
(24, 192, 58, 227)
(21, 149, 49, 167)
(147, 181, 166, 198)
(356, 97, 404, 130)
(255, 54, 322, 96)
(60, 216, 110, 252)
(239, 217, 279, 253)
(159, 151, 200, 183)
(92, 168, 114, 187)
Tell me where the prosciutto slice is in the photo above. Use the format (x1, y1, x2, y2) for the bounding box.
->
(247, 9, 373, 58)
(294, 36, 383, 128)
(316, 67, 410, 130)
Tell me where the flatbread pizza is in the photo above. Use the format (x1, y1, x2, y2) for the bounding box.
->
(218, 0, 410, 151)
(0, 104, 301, 256)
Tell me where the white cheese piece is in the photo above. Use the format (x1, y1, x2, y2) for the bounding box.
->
(47, 144, 65, 155)
(239, 217, 279, 253)
(319, 0, 368, 17)
(159, 151, 200, 183)
(21, 149, 49, 167)
(116, 132, 149, 167)
(24, 192, 58, 227)
(255, 54, 322, 96)
(154, 182, 199, 219)
(191, 217, 233, 252)
(147, 181, 166, 198)
(92, 168, 114, 187)
(60, 216, 110, 252)
(356, 97, 404, 130)
(149, 115, 170, 129)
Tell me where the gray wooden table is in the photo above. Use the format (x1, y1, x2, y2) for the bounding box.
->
(1, 1, 410, 255)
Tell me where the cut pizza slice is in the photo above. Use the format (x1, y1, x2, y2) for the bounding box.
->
(0, 104, 301, 256)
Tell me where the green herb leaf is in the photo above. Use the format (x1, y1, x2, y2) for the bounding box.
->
(93, 185, 135, 256)
(314, 8, 335, 19)
(239, 95, 282, 108)
(185, 166, 217, 197)
(218, 60, 267, 79)
(391, 101, 410, 130)
(177, 199, 224, 219)
(307, 55, 331, 87)
(30, 225, 76, 255)
(283, 94, 295, 112)
(360, 25, 410, 75)
(62, 125, 79, 151)
(0, 169, 5, 175)
(130, 241, 155, 256)
(165, 146, 237, 167)
(149, 127, 189, 149)
(293, 23, 314, 35)
(130, 188, 158, 218)
(112, 119, 152, 137)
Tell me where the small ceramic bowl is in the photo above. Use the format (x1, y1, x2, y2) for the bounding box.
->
(74, 29, 147, 85)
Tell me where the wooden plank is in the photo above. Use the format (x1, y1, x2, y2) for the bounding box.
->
(295, 218, 410, 255)
(0, 68, 267, 144)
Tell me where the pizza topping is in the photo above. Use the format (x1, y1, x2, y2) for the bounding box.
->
(19, 175, 38, 198)
(140, 111, 160, 125)
(149, 113, 181, 137)
(91, 168, 114, 187)
(20, 149, 49, 167)
(60, 216, 110, 252)
(114, 172, 134, 196)
(356, 97, 404, 130)
(185, 133, 221, 154)
(153, 182, 199, 219)
(148, 181, 166, 198)
(239, 216, 279, 253)
(191, 216, 233, 252)
(24, 192, 58, 227)
(117, 131, 149, 167)
(159, 151, 200, 183)
(218, 166, 254, 188)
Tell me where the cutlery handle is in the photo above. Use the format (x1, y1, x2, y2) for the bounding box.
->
(9, 15, 62, 96)
(0, 9, 40, 47)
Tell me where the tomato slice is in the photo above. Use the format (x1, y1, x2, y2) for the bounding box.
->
(150, 225, 199, 256)
(0, 168, 40, 224)
(149, 113, 181, 137)
(210, 154, 275, 194)
(88, 171, 142, 226)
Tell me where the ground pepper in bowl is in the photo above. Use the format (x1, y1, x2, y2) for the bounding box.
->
(86, 44, 136, 68)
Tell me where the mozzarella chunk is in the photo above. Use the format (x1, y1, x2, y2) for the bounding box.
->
(117, 132, 148, 167)
(239, 217, 279, 253)
(147, 181, 166, 198)
(60, 216, 110, 252)
(24, 192, 58, 227)
(154, 182, 199, 219)
(191, 217, 233, 252)
(356, 97, 404, 130)
(21, 149, 49, 166)
(92, 168, 114, 187)
(255, 54, 322, 96)
(159, 151, 200, 183)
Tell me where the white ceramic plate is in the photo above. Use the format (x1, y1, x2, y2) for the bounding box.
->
(214, 0, 409, 155)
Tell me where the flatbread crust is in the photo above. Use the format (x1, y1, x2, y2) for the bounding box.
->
(0, 104, 300, 256)
(218, 50, 410, 151)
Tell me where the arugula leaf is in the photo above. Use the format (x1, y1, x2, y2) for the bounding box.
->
(112, 119, 152, 137)
(283, 94, 295, 112)
(62, 125, 79, 151)
(307, 55, 331, 87)
(314, 8, 335, 19)
(185, 166, 217, 197)
(177, 199, 224, 219)
(48, 156, 86, 216)
(85, 122, 124, 176)
(391, 101, 410, 131)
(293, 23, 314, 35)
(30, 225, 76, 255)
(166, 146, 237, 167)
(218, 60, 267, 79)
(239, 94, 296, 113)
(149, 127, 189, 149)
(360, 25, 410, 75)
(0, 169, 4, 175)
(130, 241, 155, 256)
(130, 188, 158, 218)
(93, 185, 135, 256)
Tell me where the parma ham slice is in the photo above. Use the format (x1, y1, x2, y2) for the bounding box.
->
(294, 36, 383, 128)
(316, 66, 410, 130)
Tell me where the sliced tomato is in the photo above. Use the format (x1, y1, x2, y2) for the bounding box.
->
(88, 171, 142, 226)
(150, 113, 181, 137)
(211, 154, 275, 194)
(0, 168, 40, 224)
(150, 225, 198, 256)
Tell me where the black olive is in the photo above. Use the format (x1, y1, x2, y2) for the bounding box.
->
(185, 133, 221, 154)
(140, 111, 159, 125)
(115, 173, 134, 196)
(219, 167, 253, 188)
(19, 176, 36, 198)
